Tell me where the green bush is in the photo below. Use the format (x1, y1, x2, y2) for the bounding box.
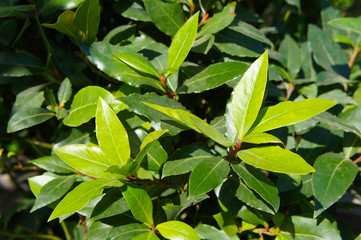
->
(1, 0, 361, 239)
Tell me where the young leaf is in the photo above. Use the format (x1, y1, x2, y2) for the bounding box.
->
(213, 212, 239, 237)
(54, 144, 125, 177)
(189, 156, 229, 197)
(132, 231, 160, 240)
(328, 18, 361, 35)
(122, 184, 154, 226)
(231, 51, 268, 141)
(73, 0, 100, 43)
(168, 12, 199, 73)
(162, 146, 214, 178)
(237, 146, 314, 174)
(313, 153, 358, 217)
(31, 176, 76, 212)
(251, 98, 336, 133)
(113, 51, 159, 78)
(232, 163, 280, 211)
(242, 132, 283, 145)
(143, 0, 185, 36)
(177, 62, 248, 94)
(157, 221, 200, 240)
(63, 86, 126, 127)
(57, 78, 72, 106)
(143, 102, 233, 147)
(96, 98, 130, 167)
(197, 2, 236, 37)
(7, 108, 54, 133)
(48, 179, 121, 221)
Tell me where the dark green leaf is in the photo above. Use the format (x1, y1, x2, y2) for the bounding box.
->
(0, 52, 45, 77)
(113, 51, 159, 77)
(32, 155, 75, 174)
(113, 0, 150, 22)
(313, 153, 358, 217)
(122, 185, 154, 226)
(195, 224, 231, 240)
(157, 221, 200, 240)
(189, 156, 229, 197)
(107, 223, 149, 240)
(58, 78, 72, 106)
(49, 179, 121, 221)
(198, 2, 236, 37)
(73, 0, 100, 44)
(168, 12, 199, 73)
(230, 21, 273, 47)
(42, 10, 79, 41)
(232, 51, 268, 140)
(31, 176, 76, 212)
(86, 222, 112, 240)
(7, 108, 54, 133)
(328, 18, 361, 35)
(279, 35, 301, 79)
(317, 71, 352, 86)
(237, 146, 314, 174)
(191, 34, 215, 54)
(213, 212, 238, 237)
(232, 163, 280, 211)
(343, 132, 361, 159)
(251, 98, 336, 133)
(143, 0, 184, 36)
(339, 104, 361, 131)
(318, 89, 355, 105)
(177, 62, 248, 94)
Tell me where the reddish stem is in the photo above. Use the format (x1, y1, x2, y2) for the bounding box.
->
(227, 140, 242, 159)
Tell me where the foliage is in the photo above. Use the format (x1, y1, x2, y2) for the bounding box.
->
(1, 0, 361, 239)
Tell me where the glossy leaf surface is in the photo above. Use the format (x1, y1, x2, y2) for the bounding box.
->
(251, 98, 335, 133)
(157, 221, 200, 240)
(49, 179, 120, 221)
(237, 146, 314, 174)
(7, 108, 54, 133)
(113, 51, 159, 77)
(242, 132, 283, 145)
(42, 10, 79, 41)
(32, 155, 75, 174)
(57, 78, 72, 106)
(313, 153, 358, 217)
(73, 0, 100, 43)
(232, 51, 268, 140)
(107, 223, 149, 239)
(96, 98, 130, 167)
(168, 12, 199, 72)
(122, 185, 154, 226)
(189, 156, 229, 197)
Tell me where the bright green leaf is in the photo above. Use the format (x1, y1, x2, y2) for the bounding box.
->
(213, 212, 238, 237)
(242, 132, 283, 145)
(132, 231, 160, 240)
(96, 98, 130, 167)
(313, 153, 358, 217)
(232, 51, 268, 141)
(251, 98, 336, 133)
(168, 12, 199, 73)
(157, 221, 200, 240)
(49, 179, 121, 221)
(58, 78, 72, 106)
(237, 146, 314, 174)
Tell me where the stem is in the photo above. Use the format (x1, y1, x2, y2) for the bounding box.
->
(353, 155, 361, 164)
(159, 74, 175, 99)
(285, 81, 294, 101)
(60, 221, 71, 240)
(198, 13, 209, 28)
(349, 47, 360, 69)
(0, 137, 53, 149)
(227, 140, 242, 159)
(0, 230, 63, 240)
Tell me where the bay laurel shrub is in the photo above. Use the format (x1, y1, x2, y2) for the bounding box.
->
(1, 0, 361, 239)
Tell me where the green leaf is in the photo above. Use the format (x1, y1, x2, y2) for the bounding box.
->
(308, 24, 349, 76)
(224, 99, 238, 144)
(0, 52, 45, 77)
(128, 130, 168, 175)
(168, 12, 199, 73)
(113, 0, 150, 22)
(86, 222, 112, 240)
(58, 78, 72, 106)
(343, 132, 361, 159)
(73, 0, 100, 44)
(54, 144, 124, 178)
(232, 162, 280, 211)
(157, 221, 200, 240)
(232, 51, 268, 141)
(144, 102, 233, 147)
(279, 35, 302, 79)
(7, 108, 54, 133)
(251, 98, 336, 133)
(113, 52, 159, 78)
(177, 62, 248, 94)
(32, 155, 75, 174)
(328, 18, 361, 35)
(42, 10, 79, 42)
(231, 21, 274, 47)
(108, 223, 150, 239)
(28, 175, 56, 198)
(242, 132, 283, 145)
(191, 34, 215, 54)
(122, 184, 154, 226)
(339, 104, 361, 131)
(279, 216, 342, 240)
(132, 231, 159, 240)
(88, 42, 163, 91)
(195, 224, 232, 240)
(198, 2, 236, 37)
(143, 0, 184, 36)
(49, 179, 120, 221)
(63, 86, 126, 127)
(96, 98, 130, 167)
(213, 212, 239, 237)
(31, 176, 76, 212)
(189, 156, 229, 197)
(162, 146, 214, 178)
(313, 153, 359, 217)
(237, 146, 314, 174)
